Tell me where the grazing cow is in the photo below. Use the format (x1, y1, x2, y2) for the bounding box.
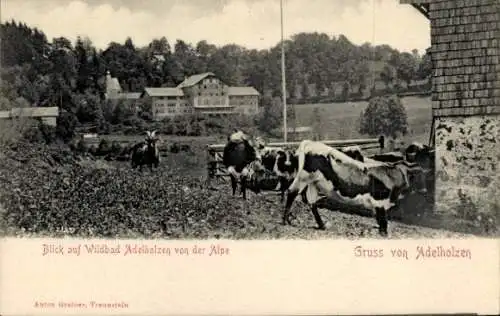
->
(341, 145, 396, 167)
(369, 152, 405, 163)
(405, 142, 434, 169)
(343, 144, 433, 166)
(282, 140, 428, 236)
(260, 146, 299, 203)
(130, 130, 161, 171)
(404, 142, 435, 202)
(222, 131, 266, 199)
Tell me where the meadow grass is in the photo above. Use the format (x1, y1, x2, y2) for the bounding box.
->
(293, 95, 432, 145)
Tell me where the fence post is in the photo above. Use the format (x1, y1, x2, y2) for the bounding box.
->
(378, 135, 385, 153)
(206, 146, 217, 187)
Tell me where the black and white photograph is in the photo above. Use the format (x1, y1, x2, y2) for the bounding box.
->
(0, 0, 498, 240)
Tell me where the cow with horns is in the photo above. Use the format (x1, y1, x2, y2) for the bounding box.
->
(130, 130, 161, 171)
(282, 140, 430, 236)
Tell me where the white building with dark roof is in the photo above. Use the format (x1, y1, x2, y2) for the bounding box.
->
(140, 72, 261, 120)
(104, 71, 142, 101)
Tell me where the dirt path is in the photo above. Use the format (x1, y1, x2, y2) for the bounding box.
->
(208, 183, 474, 240)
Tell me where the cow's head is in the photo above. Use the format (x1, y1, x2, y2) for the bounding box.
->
(395, 161, 428, 194)
(252, 136, 267, 151)
(404, 142, 434, 170)
(145, 130, 159, 149)
(276, 149, 298, 174)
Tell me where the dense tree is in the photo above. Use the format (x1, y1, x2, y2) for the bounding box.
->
(257, 96, 282, 135)
(380, 64, 396, 89)
(359, 95, 408, 139)
(393, 52, 418, 87)
(416, 47, 432, 80)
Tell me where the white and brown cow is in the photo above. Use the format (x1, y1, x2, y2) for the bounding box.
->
(259, 146, 299, 203)
(282, 140, 428, 236)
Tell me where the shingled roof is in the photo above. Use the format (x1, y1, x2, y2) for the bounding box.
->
(177, 72, 216, 88)
(400, 0, 430, 19)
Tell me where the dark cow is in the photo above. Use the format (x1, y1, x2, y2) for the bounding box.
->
(260, 147, 299, 203)
(405, 142, 435, 169)
(342, 143, 433, 166)
(404, 142, 435, 202)
(282, 140, 428, 236)
(130, 130, 161, 171)
(222, 131, 266, 199)
(369, 152, 405, 163)
(342, 142, 435, 206)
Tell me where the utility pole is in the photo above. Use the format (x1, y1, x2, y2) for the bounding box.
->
(280, 0, 287, 143)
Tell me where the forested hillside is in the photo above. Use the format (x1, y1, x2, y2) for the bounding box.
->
(0, 20, 432, 137)
(1, 19, 431, 103)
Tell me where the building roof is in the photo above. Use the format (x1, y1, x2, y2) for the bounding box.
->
(0, 107, 59, 118)
(177, 72, 216, 89)
(108, 92, 142, 100)
(142, 87, 184, 97)
(228, 86, 260, 96)
(105, 71, 122, 92)
(400, 0, 430, 19)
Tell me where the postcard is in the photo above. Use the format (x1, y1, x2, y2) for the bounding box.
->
(0, 0, 498, 315)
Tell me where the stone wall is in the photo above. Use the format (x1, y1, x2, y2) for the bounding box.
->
(429, 0, 499, 232)
(435, 116, 499, 227)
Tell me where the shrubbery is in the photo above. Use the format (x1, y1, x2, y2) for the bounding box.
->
(359, 94, 409, 140)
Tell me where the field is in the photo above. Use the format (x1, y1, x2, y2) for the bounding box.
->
(1, 96, 494, 239)
(293, 96, 432, 145)
(0, 140, 477, 240)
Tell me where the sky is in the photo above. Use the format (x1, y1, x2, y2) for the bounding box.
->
(1, 0, 431, 54)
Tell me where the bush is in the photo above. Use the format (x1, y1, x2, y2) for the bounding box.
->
(56, 111, 78, 142)
(76, 139, 89, 153)
(359, 94, 408, 139)
(96, 139, 110, 156)
(22, 121, 57, 145)
(22, 125, 46, 143)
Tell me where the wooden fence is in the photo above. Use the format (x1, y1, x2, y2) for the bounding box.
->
(206, 137, 384, 185)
